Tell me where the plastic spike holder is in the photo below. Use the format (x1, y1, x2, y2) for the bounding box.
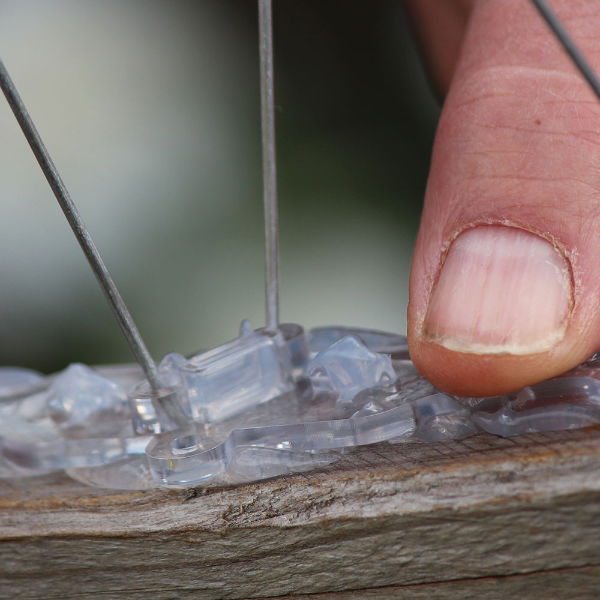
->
(2, 324, 600, 490)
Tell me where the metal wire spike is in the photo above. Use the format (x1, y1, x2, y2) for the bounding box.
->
(0, 59, 160, 392)
(258, 0, 280, 331)
(531, 0, 600, 101)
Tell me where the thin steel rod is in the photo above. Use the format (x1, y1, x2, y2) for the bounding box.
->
(531, 0, 600, 101)
(0, 59, 160, 392)
(258, 0, 280, 331)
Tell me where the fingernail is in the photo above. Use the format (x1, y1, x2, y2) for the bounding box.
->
(423, 226, 572, 355)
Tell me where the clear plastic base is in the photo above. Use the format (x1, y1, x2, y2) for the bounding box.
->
(2, 322, 599, 489)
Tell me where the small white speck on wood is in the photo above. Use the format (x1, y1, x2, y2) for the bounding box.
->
(1, 429, 600, 599)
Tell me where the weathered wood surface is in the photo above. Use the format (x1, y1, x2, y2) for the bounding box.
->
(2, 428, 600, 599)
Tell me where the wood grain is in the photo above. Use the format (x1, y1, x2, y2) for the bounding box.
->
(2, 428, 600, 599)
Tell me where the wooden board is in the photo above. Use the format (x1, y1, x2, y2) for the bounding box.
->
(2, 428, 600, 599)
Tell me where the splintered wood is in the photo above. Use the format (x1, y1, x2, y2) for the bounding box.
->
(2, 429, 600, 599)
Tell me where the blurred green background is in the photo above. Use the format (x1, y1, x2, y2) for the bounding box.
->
(0, 0, 439, 373)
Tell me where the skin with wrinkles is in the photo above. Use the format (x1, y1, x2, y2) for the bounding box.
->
(406, 0, 600, 396)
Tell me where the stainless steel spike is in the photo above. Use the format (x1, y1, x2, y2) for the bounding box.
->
(531, 0, 600, 101)
(0, 59, 160, 392)
(258, 0, 280, 331)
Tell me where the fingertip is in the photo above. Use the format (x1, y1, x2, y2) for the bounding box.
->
(408, 327, 593, 397)
(406, 0, 600, 398)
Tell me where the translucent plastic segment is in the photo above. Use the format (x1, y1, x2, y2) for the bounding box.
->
(228, 446, 337, 484)
(160, 323, 298, 424)
(145, 389, 416, 487)
(66, 453, 157, 490)
(345, 386, 402, 418)
(47, 364, 131, 438)
(0, 390, 49, 424)
(346, 382, 425, 420)
(413, 393, 480, 441)
(259, 322, 309, 374)
(309, 326, 409, 358)
(128, 383, 161, 435)
(128, 378, 190, 435)
(395, 372, 437, 402)
(307, 336, 396, 413)
(512, 376, 600, 410)
(472, 404, 600, 437)
(0, 367, 45, 396)
(8, 327, 600, 490)
(146, 430, 226, 486)
(0, 415, 59, 477)
(454, 396, 507, 412)
(0, 415, 149, 476)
